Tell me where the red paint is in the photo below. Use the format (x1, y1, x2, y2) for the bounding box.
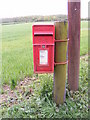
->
(32, 24, 55, 73)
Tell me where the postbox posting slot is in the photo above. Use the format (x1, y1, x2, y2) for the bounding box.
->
(34, 32, 53, 36)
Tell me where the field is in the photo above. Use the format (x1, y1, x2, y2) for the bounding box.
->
(1, 21, 88, 85)
(2, 23, 33, 85)
(80, 21, 88, 55)
(0, 21, 88, 118)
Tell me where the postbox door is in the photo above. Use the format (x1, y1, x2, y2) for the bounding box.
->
(33, 24, 55, 73)
(33, 45, 54, 73)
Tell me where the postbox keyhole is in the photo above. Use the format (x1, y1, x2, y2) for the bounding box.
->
(42, 45, 45, 48)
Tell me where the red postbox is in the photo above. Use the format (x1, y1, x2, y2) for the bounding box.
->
(32, 23, 55, 73)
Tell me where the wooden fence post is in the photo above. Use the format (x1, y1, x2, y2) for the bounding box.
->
(68, 0, 81, 91)
(0, 25, 1, 70)
(54, 21, 68, 105)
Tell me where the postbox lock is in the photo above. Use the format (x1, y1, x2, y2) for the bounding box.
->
(42, 45, 45, 48)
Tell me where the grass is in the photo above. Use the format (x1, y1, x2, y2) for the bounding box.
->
(80, 21, 88, 55)
(1, 55, 88, 118)
(81, 21, 88, 29)
(2, 23, 33, 85)
(1, 21, 88, 85)
(0, 21, 88, 118)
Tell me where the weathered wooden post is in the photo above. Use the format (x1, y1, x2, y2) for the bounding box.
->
(54, 21, 68, 105)
(0, 24, 2, 93)
(68, 0, 81, 91)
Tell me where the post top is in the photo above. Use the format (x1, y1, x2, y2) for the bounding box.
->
(68, 0, 80, 2)
(33, 22, 54, 26)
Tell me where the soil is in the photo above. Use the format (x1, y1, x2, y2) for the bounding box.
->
(0, 76, 36, 107)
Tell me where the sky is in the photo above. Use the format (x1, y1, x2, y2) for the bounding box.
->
(0, 0, 89, 18)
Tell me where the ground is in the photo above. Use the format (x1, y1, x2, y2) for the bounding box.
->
(0, 54, 88, 118)
(0, 76, 36, 106)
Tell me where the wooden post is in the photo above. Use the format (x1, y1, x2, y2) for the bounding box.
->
(0, 24, 2, 92)
(54, 21, 68, 105)
(68, 0, 80, 91)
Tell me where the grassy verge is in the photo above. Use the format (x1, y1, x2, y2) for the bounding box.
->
(1, 55, 88, 118)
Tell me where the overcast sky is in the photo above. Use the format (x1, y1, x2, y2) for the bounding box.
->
(0, 0, 89, 18)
